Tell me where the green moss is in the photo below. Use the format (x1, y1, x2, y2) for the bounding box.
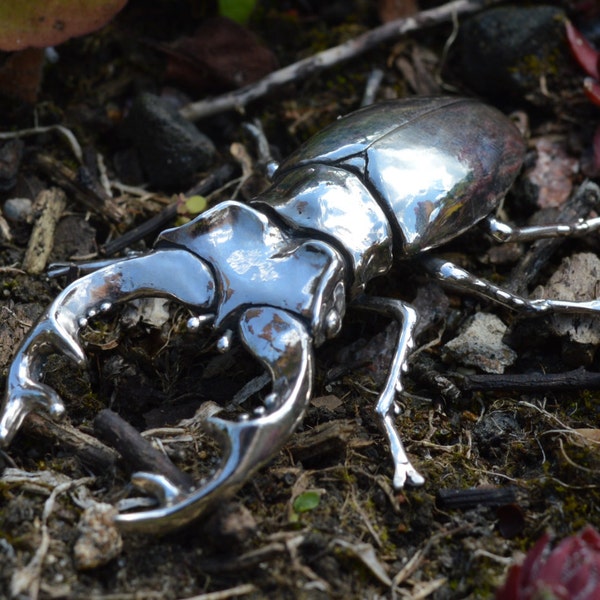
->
(515, 48, 561, 78)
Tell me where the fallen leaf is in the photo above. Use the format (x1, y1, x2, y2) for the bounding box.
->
(0, 48, 45, 103)
(0, 0, 128, 51)
(333, 538, 392, 587)
(526, 136, 579, 209)
(163, 17, 278, 94)
(571, 428, 600, 445)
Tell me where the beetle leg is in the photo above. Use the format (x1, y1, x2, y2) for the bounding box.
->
(353, 296, 425, 489)
(421, 256, 600, 315)
(485, 215, 600, 243)
(115, 306, 314, 534)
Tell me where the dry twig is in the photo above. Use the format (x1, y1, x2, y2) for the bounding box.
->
(457, 367, 600, 392)
(22, 187, 67, 274)
(35, 154, 125, 224)
(180, 0, 501, 121)
(94, 409, 194, 491)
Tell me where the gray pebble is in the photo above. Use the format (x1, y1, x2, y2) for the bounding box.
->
(3, 198, 33, 223)
(443, 312, 517, 374)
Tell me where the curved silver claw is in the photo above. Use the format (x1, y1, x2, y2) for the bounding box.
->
(0, 250, 216, 447)
(115, 305, 314, 534)
(0, 310, 84, 445)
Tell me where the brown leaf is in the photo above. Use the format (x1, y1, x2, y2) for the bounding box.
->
(378, 0, 418, 23)
(0, 48, 45, 104)
(571, 428, 600, 445)
(0, 0, 128, 51)
(163, 17, 278, 94)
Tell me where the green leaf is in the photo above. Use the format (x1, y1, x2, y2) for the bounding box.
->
(292, 490, 321, 514)
(0, 0, 128, 51)
(218, 0, 256, 24)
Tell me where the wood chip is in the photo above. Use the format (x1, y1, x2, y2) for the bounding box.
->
(22, 187, 67, 274)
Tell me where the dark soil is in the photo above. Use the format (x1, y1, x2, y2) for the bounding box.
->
(1, 2, 600, 599)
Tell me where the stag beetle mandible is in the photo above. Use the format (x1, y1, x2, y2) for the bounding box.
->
(3, 96, 600, 534)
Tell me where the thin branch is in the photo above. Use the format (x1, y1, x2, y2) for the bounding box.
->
(94, 409, 194, 491)
(180, 0, 501, 122)
(457, 366, 600, 392)
(0, 124, 83, 163)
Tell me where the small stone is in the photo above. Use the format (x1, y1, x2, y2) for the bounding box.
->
(534, 252, 600, 365)
(73, 503, 123, 570)
(459, 6, 569, 106)
(443, 312, 516, 374)
(311, 395, 343, 411)
(3, 197, 32, 223)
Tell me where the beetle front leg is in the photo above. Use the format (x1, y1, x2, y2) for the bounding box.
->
(353, 296, 425, 489)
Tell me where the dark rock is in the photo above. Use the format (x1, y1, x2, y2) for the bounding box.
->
(123, 92, 215, 188)
(472, 411, 522, 460)
(459, 5, 569, 105)
(112, 146, 145, 185)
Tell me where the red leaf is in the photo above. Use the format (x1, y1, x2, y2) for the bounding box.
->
(584, 77, 600, 107)
(496, 528, 600, 600)
(581, 525, 600, 550)
(565, 19, 600, 80)
(0, 48, 45, 103)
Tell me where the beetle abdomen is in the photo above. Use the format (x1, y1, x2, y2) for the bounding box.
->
(277, 97, 526, 256)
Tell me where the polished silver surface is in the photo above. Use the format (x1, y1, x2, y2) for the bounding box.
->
(5, 96, 600, 535)
(116, 306, 314, 534)
(421, 256, 600, 315)
(156, 201, 347, 346)
(354, 295, 424, 488)
(0, 250, 216, 446)
(254, 164, 393, 295)
(485, 214, 600, 243)
(278, 97, 526, 255)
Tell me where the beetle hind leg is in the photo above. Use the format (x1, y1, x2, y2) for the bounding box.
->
(485, 214, 600, 243)
(421, 256, 600, 316)
(353, 296, 425, 489)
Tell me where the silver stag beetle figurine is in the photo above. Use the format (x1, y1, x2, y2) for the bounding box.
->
(3, 96, 600, 534)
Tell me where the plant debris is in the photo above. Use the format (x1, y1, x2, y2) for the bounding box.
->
(1, 1, 600, 599)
